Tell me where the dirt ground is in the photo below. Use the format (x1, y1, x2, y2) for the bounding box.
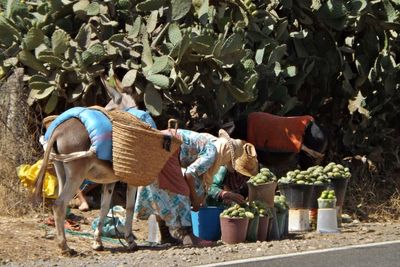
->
(0, 208, 400, 266)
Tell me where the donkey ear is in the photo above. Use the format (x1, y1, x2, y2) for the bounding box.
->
(100, 74, 122, 105)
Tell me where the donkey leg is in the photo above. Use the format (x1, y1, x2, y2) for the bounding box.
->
(53, 161, 66, 197)
(125, 185, 138, 251)
(53, 175, 84, 256)
(92, 183, 115, 251)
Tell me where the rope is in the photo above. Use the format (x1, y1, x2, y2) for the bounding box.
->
(50, 147, 96, 163)
(110, 204, 129, 248)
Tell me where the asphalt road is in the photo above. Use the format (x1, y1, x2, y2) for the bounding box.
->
(202, 240, 400, 267)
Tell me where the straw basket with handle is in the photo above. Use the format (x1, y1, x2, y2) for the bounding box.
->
(110, 110, 182, 186)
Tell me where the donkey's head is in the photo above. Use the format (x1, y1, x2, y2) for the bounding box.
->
(100, 74, 137, 111)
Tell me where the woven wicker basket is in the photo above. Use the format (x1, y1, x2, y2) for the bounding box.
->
(109, 110, 182, 186)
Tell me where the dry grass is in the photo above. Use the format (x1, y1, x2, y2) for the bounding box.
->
(343, 156, 400, 222)
(0, 75, 44, 216)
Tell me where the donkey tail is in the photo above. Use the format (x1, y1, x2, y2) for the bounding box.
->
(33, 131, 58, 202)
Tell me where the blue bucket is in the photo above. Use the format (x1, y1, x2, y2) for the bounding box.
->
(191, 206, 224, 241)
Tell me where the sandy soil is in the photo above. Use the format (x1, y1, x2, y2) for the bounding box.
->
(0, 208, 400, 266)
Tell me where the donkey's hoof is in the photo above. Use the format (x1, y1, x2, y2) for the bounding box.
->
(61, 248, 77, 257)
(92, 244, 104, 251)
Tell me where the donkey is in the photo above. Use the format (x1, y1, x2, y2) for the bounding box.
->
(34, 75, 142, 255)
(224, 112, 328, 176)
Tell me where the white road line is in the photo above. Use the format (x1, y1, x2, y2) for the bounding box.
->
(198, 240, 400, 267)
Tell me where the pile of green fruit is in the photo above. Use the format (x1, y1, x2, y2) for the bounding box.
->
(274, 195, 289, 213)
(322, 162, 351, 179)
(318, 190, 337, 208)
(278, 165, 330, 185)
(319, 190, 336, 200)
(220, 204, 255, 219)
(248, 168, 277, 186)
(249, 200, 272, 218)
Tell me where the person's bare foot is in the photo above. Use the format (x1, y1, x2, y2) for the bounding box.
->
(78, 202, 89, 211)
(182, 233, 214, 247)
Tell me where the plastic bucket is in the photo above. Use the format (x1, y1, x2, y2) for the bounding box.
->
(328, 178, 349, 207)
(267, 208, 281, 241)
(276, 210, 288, 237)
(317, 208, 339, 233)
(310, 184, 329, 209)
(278, 184, 313, 209)
(220, 217, 249, 244)
(248, 182, 277, 208)
(246, 215, 260, 242)
(191, 206, 224, 241)
(257, 215, 270, 241)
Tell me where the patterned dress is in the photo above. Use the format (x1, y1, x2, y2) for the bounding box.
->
(134, 129, 217, 229)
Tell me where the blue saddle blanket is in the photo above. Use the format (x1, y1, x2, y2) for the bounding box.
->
(44, 107, 113, 161)
(44, 107, 157, 162)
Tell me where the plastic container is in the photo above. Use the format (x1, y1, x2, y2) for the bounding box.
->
(220, 216, 249, 244)
(246, 215, 260, 242)
(329, 178, 349, 207)
(317, 208, 339, 233)
(191, 206, 224, 241)
(257, 215, 270, 241)
(318, 198, 337, 209)
(148, 214, 160, 243)
(288, 209, 310, 232)
(267, 208, 281, 241)
(276, 210, 288, 237)
(278, 184, 313, 209)
(310, 184, 329, 209)
(248, 181, 277, 208)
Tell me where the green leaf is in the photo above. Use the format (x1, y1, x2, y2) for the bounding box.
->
(255, 47, 265, 65)
(52, 29, 70, 56)
(171, 0, 192, 21)
(37, 55, 64, 67)
(136, 0, 165, 12)
(129, 16, 142, 39)
(23, 28, 44, 50)
(122, 69, 138, 87)
(29, 82, 56, 100)
(383, 0, 398, 22)
(221, 33, 243, 56)
(146, 74, 171, 89)
(87, 2, 100, 16)
(18, 50, 49, 74)
(149, 55, 171, 75)
(168, 23, 182, 46)
(75, 24, 91, 49)
(147, 10, 158, 33)
(284, 66, 297, 77)
(44, 92, 59, 114)
(267, 45, 287, 67)
(144, 84, 163, 116)
(142, 34, 153, 68)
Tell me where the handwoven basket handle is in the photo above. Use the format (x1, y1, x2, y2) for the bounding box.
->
(168, 119, 178, 130)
